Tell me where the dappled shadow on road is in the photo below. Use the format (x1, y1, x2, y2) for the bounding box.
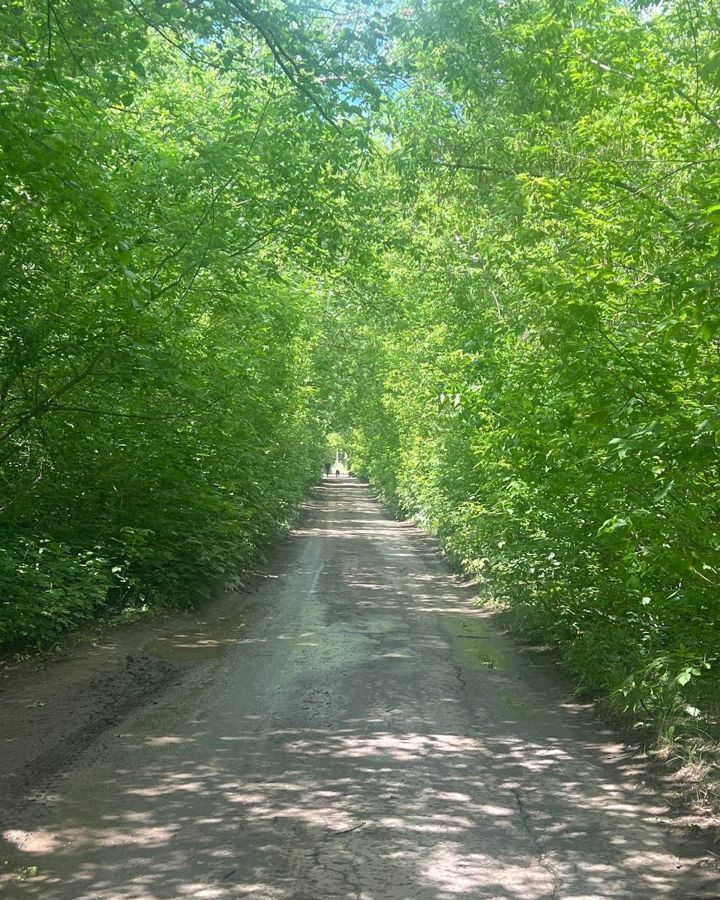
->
(3, 717, 714, 898)
(2, 481, 716, 898)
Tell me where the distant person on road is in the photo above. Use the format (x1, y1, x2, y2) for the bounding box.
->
(335, 468, 340, 477)
(325, 462, 331, 478)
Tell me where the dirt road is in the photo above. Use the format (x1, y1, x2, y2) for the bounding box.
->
(1, 479, 717, 898)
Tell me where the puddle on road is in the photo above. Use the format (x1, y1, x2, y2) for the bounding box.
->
(0, 837, 51, 891)
(501, 692, 542, 720)
(144, 622, 244, 663)
(444, 615, 508, 670)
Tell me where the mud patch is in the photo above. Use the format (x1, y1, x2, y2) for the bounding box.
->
(144, 622, 245, 663)
(1, 651, 181, 824)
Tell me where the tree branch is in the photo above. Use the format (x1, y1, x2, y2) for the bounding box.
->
(47, 404, 180, 421)
(227, 0, 342, 133)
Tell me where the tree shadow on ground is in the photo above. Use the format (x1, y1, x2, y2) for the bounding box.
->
(1, 482, 716, 899)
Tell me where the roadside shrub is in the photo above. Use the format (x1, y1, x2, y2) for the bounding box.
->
(0, 538, 112, 649)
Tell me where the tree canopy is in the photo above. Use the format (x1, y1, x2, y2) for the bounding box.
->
(2, 0, 720, 735)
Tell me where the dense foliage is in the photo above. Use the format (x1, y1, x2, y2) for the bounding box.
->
(344, 0, 720, 733)
(2, 0, 719, 739)
(0, 0, 384, 647)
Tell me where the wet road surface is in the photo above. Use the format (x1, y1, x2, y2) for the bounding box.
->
(1, 479, 717, 898)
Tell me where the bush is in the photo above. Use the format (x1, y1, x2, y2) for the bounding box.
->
(0, 538, 112, 650)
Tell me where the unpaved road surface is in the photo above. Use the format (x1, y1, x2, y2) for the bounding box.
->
(1, 479, 717, 898)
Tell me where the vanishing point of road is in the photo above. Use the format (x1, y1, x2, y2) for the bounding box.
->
(1, 479, 717, 898)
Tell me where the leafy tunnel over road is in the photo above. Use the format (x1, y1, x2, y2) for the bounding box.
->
(4, 0, 720, 784)
(1, 480, 716, 898)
